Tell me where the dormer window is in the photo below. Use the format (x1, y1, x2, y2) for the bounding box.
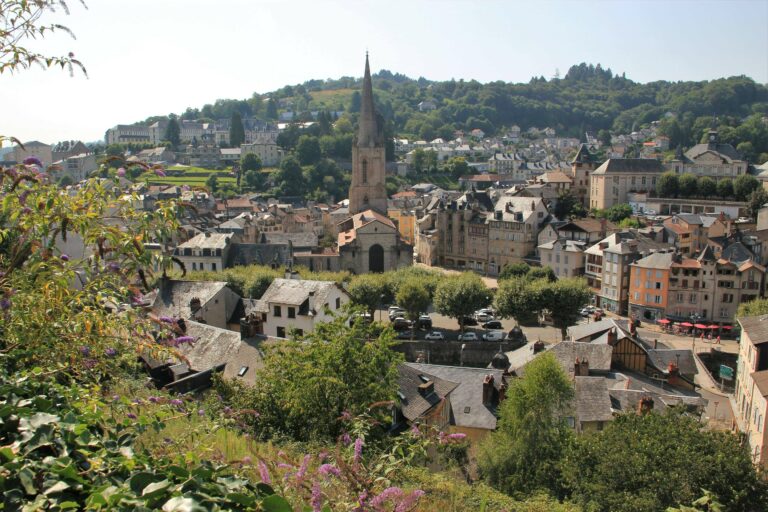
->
(238, 366, 249, 377)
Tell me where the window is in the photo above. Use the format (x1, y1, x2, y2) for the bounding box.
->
(211, 263, 216, 271)
(654, 295, 662, 304)
(655, 282, 662, 289)
(565, 255, 569, 264)
(689, 294, 697, 304)
(274, 305, 282, 317)
(192, 262, 197, 271)
(656, 270, 662, 278)
(276, 326, 286, 338)
(288, 307, 296, 319)
(237, 366, 249, 377)
(335, 297, 341, 309)
(361, 159, 368, 183)
(634, 292, 639, 300)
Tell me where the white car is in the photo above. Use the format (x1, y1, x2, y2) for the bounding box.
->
(482, 330, 506, 342)
(424, 331, 445, 341)
(475, 310, 494, 322)
(457, 332, 478, 341)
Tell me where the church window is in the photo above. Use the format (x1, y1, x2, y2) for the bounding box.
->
(362, 159, 368, 184)
(363, 195, 369, 205)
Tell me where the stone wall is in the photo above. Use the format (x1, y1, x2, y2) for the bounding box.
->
(393, 340, 519, 368)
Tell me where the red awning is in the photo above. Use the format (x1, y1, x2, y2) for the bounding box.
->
(721, 325, 733, 330)
(694, 323, 708, 329)
(657, 319, 671, 324)
(679, 322, 694, 327)
(707, 324, 719, 329)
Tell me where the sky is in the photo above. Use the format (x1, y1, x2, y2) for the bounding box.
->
(3, 0, 768, 145)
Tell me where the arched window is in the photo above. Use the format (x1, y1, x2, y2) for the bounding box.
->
(363, 195, 369, 205)
(362, 159, 368, 184)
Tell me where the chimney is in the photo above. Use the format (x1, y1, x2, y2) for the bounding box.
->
(638, 396, 654, 415)
(418, 380, 434, 396)
(653, 338, 658, 349)
(498, 381, 507, 403)
(482, 374, 495, 405)
(606, 327, 617, 345)
(600, 218, 607, 233)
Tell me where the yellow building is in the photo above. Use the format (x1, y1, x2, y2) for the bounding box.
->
(388, 209, 416, 245)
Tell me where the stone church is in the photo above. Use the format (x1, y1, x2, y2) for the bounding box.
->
(337, 54, 412, 273)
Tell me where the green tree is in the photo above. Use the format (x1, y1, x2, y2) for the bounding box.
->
(498, 262, 530, 281)
(527, 266, 557, 282)
(433, 273, 491, 331)
(275, 155, 306, 196)
(554, 191, 587, 219)
(697, 176, 716, 198)
(217, 313, 403, 442)
(265, 98, 278, 119)
(349, 91, 362, 113)
(411, 148, 426, 173)
(542, 278, 591, 339)
(561, 411, 768, 512)
(445, 156, 469, 179)
(678, 173, 698, 198)
(57, 174, 74, 187)
(749, 188, 768, 221)
(597, 129, 612, 146)
(163, 115, 180, 147)
(737, 297, 768, 318)
(595, 204, 633, 223)
(347, 273, 393, 318)
(424, 150, 438, 173)
(295, 134, 321, 165)
(243, 169, 265, 190)
(478, 352, 574, 496)
(395, 277, 431, 340)
(717, 177, 734, 199)
(734, 174, 760, 201)
(656, 171, 679, 198)
(494, 276, 543, 325)
(206, 174, 219, 193)
(229, 111, 245, 147)
(240, 152, 262, 172)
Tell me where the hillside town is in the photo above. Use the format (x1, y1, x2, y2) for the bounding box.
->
(4, 1, 768, 502)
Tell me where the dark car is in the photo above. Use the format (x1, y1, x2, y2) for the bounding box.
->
(416, 315, 432, 330)
(392, 317, 412, 331)
(483, 320, 503, 329)
(397, 330, 416, 340)
(461, 316, 478, 326)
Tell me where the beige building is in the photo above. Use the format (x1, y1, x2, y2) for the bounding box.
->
(55, 153, 97, 183)
(735, 315, 768, 465)
(174, 232, 234, 272)
(253, 278, 349, 338)
(337, 210, 412, 273)
(105, 124, 151, 145)
(537, 239, 587, 278)
(589, 158, 666, 210)
(487, 196, 549, 274)
(241, 142, 281, 167)
(12, 141, 53, 167)
(567, 144, 597, 207)
(669, 129, 747, 179)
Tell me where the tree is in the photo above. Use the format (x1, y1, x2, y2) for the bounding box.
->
(737, 297, 768, 318)
(0, 0, 87, 76)
(229, 111, 245, 147)
(597, 129, 612, 146)
(424, 150, 438, 173)
(433, 273, 491, 331)
(498, 262, 530, 281)
(561, 411, 768, 512)
(217, 313, 403, 442)
(678, 173, 698, 198)
(527, 266, 557, 282)
(445, 156, 469, 180)
(241, 152, 262, 172)
(717, 177, 734, 199)
(697, 176, 716, 198)
(265, 98, 278, 120)
(164, 115, 180, 147)
(243, 169, 265, 190)
(347, 274, 393, 318)
(494, 277, 543, 325)
(734, 174, 760, 201)
(206, 174, 219, 193)
(542, 278, 591, 339)
(554, 191, 587, 219)
(656, 171, 679, 198)
(749, 188, 768, 221)
(274, 155, 306, 196)
(411, 148, 426, 173)
(395, 277, 431, 340)
(478, 353, 574, 496)
(295, 135, 321, 165)
(349, 91, 361, 113)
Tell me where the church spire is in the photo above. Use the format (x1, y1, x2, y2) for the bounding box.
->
(357, 52, 380, 147)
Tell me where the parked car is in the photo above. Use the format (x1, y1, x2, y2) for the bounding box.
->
(461, 316, 478, 326)
(457, 332, 478, 342)
(388, 305, 402, 315)
(579, 308, 591, 317)
(416, 314, 432, 330)
(397, 330, 416, 340)
(483, 320, 503, 329)
(389, 308, 406, 321)
(475, 312, 494, 322)
(482, 330, 506, 342)
(392, 317, 411, 331)
(424, 331, 445, 341)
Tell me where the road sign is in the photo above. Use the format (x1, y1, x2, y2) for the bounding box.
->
(720, 365, 734, 380)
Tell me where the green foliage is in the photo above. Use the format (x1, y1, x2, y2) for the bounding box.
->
(617, 217, 643, 228)
(274, 155, 306, 196)
(678, 173, 698, 198)
(656, 171, 680, 197)
(217, 314, 403, 442)
(346, 273, 392, 316)
(543, 278, 591, 338)
(527, 266, 557, 282)
(395, 277, 431, 324)
(737, 297, 768, 318)
(554, 191, 587, 220)
(445, 156, 470, 179)
(697, 176, 717, 198)
(748, 187, 768, 220)
(433, 272, 492, 331)
(205, 173, 219, 193)
(561, 411, 768, 512)
(295, 135, 321, 165)
(164, 115, 180, 147)
(667, 490, 725, 512)
(716, 178, 734, 199)
(733, 174, 760, 201)
(494, 276, 544, 325)
(241, 152, 262, 172)
(498, 262, 531, 281)
(479, 353, 575, 496)
(594, 204, 633, 222)
(229, 111, 245, 147)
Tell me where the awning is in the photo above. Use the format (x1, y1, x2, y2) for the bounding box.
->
(721, 325, 733, 330)
(706, 324, 719, 329)
(694, 323, 708, 329)
(657, 319, 671, 324)
(679, 322, 693, 327)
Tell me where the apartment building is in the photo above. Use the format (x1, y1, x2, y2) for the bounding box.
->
(589, 158, 666, 210)
(668, 129, 747, 179)
(735, 315, 768, 465)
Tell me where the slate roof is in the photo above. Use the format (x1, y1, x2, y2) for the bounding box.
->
(152, 280, 229, 320)
(608, 388, 706, 413)
(575, 377, 613, 423)
(549, 342, 613, 374)
(258, 278, 342, 307)
(633, 251, 675, 270)
(721, 241, 755, 264)
(397, 364, 459, 422)
(260, 232, 318, 248)
(750, 370, 768, 397)
(567, 319, 624, 342)
(685, 142, 743, 163)
(646, 349, 697, 376)
(177, 232, 232, 250)
(739, 315, 768, 345)
(405, 363, 506, 430)
(227, 243, 290, 268)
(591, 158, 666, 175)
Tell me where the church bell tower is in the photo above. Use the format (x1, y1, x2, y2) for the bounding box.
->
(348, 53, 388, 215)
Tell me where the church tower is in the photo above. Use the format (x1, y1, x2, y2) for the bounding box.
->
(348, 53, 388, 215)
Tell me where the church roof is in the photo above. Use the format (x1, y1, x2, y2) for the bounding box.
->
(356, 53, 383, 147)
(337, 209, 396, 247)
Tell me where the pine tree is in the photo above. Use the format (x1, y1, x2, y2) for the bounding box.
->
(164, 115, 180, 147)
(229, 111, 245, 147)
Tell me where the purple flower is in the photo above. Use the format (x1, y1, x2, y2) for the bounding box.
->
(130, 293, 143, 304)
(116, 167, 126, 177)
(112, 394, 120, 401)
(60, 254, 70, 261)
(83, 359, 97, 369)
(126, 412, 137, 420)
(21, 207, 32, 215)
(295, 454, 311, 482)
(23, 156, 42, 167)
(170, 399, 183, 407)
(241, 456, 252, 465)
(356, 490, 369, 511)
(105, 347, 117, 357)
(159, 316, 175, 323)
(394, 490, 426, 512)
(18, 190, 29, 205)
(182, 185, 190, 191)
(197, 408, 205, 416)
(154, 168, 166, 177)
(79, 346, 91, 356)
(410, 424, 421, 437)
(258, 460, 271, 484)
(317, 464, 340, 478)
(340, 410, 352, 421)
(171, 336, 195, 346)
(369, 487, 403, 509)
(223, 406, 232, 415)
(107, 262, 120, 273)
(148, 396, 160, 403)
(353, 437, 364, 464)
(341, 432, 351, 446)
(445, 433, 466, 442)
(132, 398, 143, 405)
(277, 463, 292, 470)
(311, 481, 323, 512)
(0, 298, 11, 310)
